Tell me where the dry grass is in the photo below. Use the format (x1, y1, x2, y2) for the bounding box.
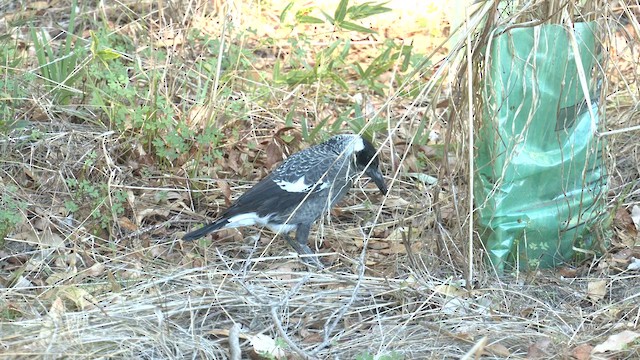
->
(1, 0, 639, 359)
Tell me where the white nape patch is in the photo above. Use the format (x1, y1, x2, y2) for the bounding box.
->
(226, 212, 268, 228)
(352, 136, 365, 152)
(341, 135, 365, 155)
(275, 176, 311, 193)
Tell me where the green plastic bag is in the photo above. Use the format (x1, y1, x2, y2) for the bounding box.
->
(475, 22, 609, 272)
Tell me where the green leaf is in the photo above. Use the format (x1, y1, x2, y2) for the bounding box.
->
(321, 10, 335, 25)
(308, 115, 331, 142)
(90, 30, 99, 56)
(331, 113, 347, 132)
(273, 59, 281, 82)
(285, 69, 316, 85)
(339, 39, 351, 60)
(334, 0, 349, 22)
(348, 2, 392, 20)
(280, 2, 294, 23)
(298, 15, 325, 24)
(400, 44, 413, 72)
(322, 39, 342, 58)
(284, 106, 295, 128)
(96, 48, 121, 62)
(301, 116, 309, 141)
(339, 21, 375, 34)
(295, 7, 320, 23)
(328, 72, 349, 90)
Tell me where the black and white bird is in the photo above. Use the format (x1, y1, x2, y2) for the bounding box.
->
(183, 133, 388, 268)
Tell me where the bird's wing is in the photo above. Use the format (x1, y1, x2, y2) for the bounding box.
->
(221, 149, 346, 219)
(272, 147, 345, 189)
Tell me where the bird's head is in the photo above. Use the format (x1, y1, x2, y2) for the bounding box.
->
(349, 135, 388, 195)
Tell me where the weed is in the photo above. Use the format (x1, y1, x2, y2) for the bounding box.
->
(0, 38, 28, 133)
(0, 186, 26, 245)
(65, 177, 126, 233)
(29, 0, 86, 105)
(356, 351, 404, 360)
(274, 0, 422, 139)
(276, 0, 396, 91)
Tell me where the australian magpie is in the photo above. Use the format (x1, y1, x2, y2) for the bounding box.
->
(183, 134, 388, 268)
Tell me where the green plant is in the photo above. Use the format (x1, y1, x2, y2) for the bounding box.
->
(344, 101, 387, 139)
(273, 0, 425, 140)
(0, 186, 26, 244)
(29, 0, 86, 104)
(275, 0, 400, 91)
(0, 302, 22, 321)
(282, 0, 391, 33)
(0, 37, 28, 133)
(356, 351, 404, 360)
(85, 27, 230, 165)
(65, 178, 127, 233)
(352, 39, 414, 96)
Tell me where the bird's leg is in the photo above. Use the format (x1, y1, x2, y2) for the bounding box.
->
(284, 225, 324, 269)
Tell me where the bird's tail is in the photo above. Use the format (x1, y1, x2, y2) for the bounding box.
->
(182, 220, 227, 241)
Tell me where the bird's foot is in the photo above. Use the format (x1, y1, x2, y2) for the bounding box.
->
(284, 234, 325, 269)
(298, 254, 325, 270)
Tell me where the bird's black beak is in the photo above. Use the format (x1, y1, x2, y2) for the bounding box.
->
(366, 166, 388, 195)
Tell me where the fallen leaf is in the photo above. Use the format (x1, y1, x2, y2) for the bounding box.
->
(614, 207, 637, 234)
(249, 334, 286, 359)
(572, 344, 593, 360)
(368, 240, 389, 250)
(154, 28, 186, 48)
(527, 338, 552, 359)
(264, 140, 283, 170)
(558, 266, 578, 278)
(28, 1, 49, 10)
(386, 226, 406, 242)
(592, 330, 640, 353)
(186, 105, 208, 127)
(383, 196, 410, 208)
(11, 276, 33, 288)
(433, 284, 466, 297)
(86, 262, 106, 277)
(226, 147, 241, 174)
(47, 297, 65, 322)
(118, 216, 138, 231)
(154, 191, 182, 204)
(45, 270, 75, 285)
(487, 343, 511, 357)
(217, 180, 232, 206)
(39, 228, 65, 250)
(587, 280, 607, 302)
(407, 172, 438, 185)
(59, 285, 97, 310)
(383, 240, 408, 254)
(135, 208, 170, 225)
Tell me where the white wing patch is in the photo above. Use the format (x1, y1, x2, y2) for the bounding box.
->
(226, 212, 297, 233)
(226, 212, 268, 228)
(275, 176, 309, 192)
(274, 176, 328, 193)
